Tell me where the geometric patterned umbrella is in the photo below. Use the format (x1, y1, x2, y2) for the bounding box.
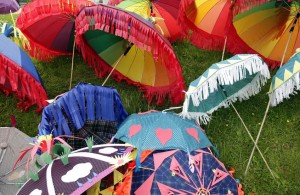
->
(181, 54, 270, 124)
(269, 50, 300, 106)
(124, 149, 241, 195)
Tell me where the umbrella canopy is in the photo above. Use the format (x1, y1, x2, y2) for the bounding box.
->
(114, 111, 214, 154)
(0, 34, 48, 112)
(0, 127, 40, 195)
(118, 149, 241, 195)
(180, 54, 270, 124)
(38, 83, 128, 149)
(16, 0, 94, 61)
(227, 0, 300, 68)
(269, 49, 300, 106)
(113, 0, 182, 43)
(0, 0, 19, 14)
(75, 4, 185, 105)
(177, 0, 267, 50)
(0, 22, 14, 38)
(16, 144, 134, 195)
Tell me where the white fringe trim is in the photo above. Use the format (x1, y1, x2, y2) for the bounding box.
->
(180, 54, 270, 124)
(270, 71, 300, 107)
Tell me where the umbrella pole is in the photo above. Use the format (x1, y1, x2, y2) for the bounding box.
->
(69, 38, 76, 90)
(102, 44, 133, 86)
(245, 13, 300, 176)
(221, 36, 227, 61)
(230, 102, 274, 178)
(102, 54, 124, 86)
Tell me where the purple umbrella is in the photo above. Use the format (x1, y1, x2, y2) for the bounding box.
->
(16, 144, 134, 195)
(0, 0, 19, 14)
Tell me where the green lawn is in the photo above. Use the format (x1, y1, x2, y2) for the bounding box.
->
(1, 13, 300, 194)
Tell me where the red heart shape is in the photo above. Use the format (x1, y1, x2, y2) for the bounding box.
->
(128, 124, 142, 138)
(186, 128, 200, 143)
(156, 128, 173, 146)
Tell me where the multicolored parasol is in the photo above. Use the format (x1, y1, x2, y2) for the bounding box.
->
(16, 0, 94, 61)
(75, 4, 185, 105)
(16, 144, 134, 195)
(114, 0, 182, 42)
(0, 34, 48, 111)
(117, 149, 242, 195)
(227, 0, 300, 68)
(177, 0, 267, 51)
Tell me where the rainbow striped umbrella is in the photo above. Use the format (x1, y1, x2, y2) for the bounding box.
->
(227, 0, 300, 68)
(75, 4, 185, 105)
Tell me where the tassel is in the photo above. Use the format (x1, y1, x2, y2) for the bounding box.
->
(134, 151, 141, 172)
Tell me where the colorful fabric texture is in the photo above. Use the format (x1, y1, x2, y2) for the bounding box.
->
(16, 144, 134, 195)
(38, 83, 128, 141)
(0, 34, 48, 111)
(126, 149, 240, 195)
(269, 49, 300, 106)
(227, 0, 300, 68)
(180, 54, 270, 124)
(16, 0, 94, 61)
(75, 4, 185, 105)
(115, 0, 182, 43)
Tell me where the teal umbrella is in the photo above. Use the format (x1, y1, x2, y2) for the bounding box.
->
(180, 54, 270, 124)
(269, 51, 300, 106)
(113, 111, 217, 169)
(179, 54, 274, 177)
(114, 111, 214, 152)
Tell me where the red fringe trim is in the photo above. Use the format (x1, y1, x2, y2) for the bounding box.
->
(16, 0, 94, 61)
(0, 54, 48, 112)
(75, 5, 186, 106)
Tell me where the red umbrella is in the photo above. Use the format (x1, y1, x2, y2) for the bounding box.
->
(16, 0, 94, 61)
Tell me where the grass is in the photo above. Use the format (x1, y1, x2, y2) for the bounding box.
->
(1, 13, 300, 194)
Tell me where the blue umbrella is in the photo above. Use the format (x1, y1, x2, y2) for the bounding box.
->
(123, 149, 241, 195)
(0, 34, 47, 111)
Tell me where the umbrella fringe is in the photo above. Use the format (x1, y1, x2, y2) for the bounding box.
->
(181, 56, 271, 124)
(187, 55, 270, 105)
(0, 54, 48, 112)
(76, 5, 185, 105)
(270, 71, 300, 106)
(16, 0, 94, 61)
